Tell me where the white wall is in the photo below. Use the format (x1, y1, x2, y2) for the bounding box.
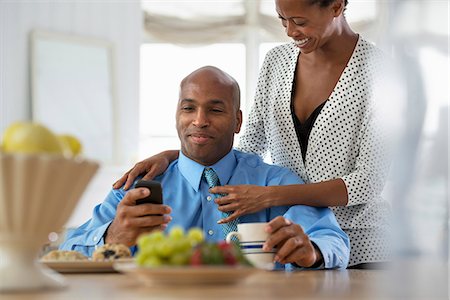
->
(0, 1, 142, 226)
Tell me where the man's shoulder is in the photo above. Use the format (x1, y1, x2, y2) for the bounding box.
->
(234, 150, 262, 165)
(233, 150, 300, 181)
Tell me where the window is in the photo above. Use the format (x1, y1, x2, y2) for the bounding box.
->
(139, 0, 392, 159)
(139, 43, 245, 158)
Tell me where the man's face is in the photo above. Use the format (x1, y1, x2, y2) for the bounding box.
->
(176, 72, 242, 166)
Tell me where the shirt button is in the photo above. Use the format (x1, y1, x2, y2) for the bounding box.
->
(208, 230, 214, 236)
(207, 195, 212, 201)
(93, 236, 97, 242)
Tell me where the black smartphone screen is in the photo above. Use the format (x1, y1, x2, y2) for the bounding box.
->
(134, 180, 163, 205)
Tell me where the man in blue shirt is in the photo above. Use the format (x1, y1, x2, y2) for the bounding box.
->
(61, 66, 349, 269)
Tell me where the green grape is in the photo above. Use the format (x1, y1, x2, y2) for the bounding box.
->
(169, 226, 185, 239)
(142, 256, 163, 267)
(141, 244, 158, 257)
(169, 252, 190, 266)
(137, 234, 152, 249)
(148, 230, 165, 242)
(172, 237, 191, 253)
(138, 231, 164, 249)
(135, 251, 149, 266)
(155, 240, 174, 258)
(187, 228, 204, 245)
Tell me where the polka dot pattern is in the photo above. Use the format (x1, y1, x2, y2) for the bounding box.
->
(237, 37, 392, 266)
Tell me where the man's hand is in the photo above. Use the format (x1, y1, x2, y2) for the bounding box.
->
(263, 216, 323, 268)
(105, 188, 172, 246)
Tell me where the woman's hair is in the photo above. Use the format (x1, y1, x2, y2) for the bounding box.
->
(307, 0, 348, 8)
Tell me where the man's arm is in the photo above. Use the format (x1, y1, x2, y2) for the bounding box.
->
(267, 167, 350, 269)
(283, 205, 350, 269)
(59, 189, 124, 257)
(59, 187, 172, 257)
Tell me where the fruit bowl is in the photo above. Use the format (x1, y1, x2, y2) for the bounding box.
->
(114, 261, 257, 286)
(0, 152, 98, 292)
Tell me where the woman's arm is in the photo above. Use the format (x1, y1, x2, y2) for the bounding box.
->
(211, 179, 348, 224)
(113, 150, 179, 190)
(269, 179, 348, 207)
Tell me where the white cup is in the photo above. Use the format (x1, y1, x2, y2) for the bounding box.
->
(226, 222, 275, 270)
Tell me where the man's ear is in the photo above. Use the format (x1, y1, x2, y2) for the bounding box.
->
(331, 0, 345, 17)
(235, 110, 243, 134)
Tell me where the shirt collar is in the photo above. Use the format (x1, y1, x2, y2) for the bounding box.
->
(178, 150, 237, 192)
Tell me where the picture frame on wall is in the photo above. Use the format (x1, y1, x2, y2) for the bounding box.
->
(31, 30, 117, 164)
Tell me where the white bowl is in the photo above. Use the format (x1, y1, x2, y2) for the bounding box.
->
(0, 153, 98, 292)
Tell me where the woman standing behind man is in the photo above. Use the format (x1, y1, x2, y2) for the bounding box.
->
(114, 0, 399, 268)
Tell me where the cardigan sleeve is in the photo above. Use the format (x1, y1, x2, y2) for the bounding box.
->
(340, 108, 390, 206)
(340, 66, 403, 207)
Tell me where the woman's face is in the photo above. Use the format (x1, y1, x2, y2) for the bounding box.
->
(275, 0, 343, 54)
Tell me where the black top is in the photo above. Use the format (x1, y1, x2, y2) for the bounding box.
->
(291, 101, 326, 163)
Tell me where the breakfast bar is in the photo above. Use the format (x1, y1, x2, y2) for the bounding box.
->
(2, 269, 384, 300)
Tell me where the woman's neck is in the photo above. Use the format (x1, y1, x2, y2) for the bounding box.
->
(303, 17, 358, 66)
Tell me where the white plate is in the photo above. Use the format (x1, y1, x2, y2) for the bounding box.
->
(41, 258, 134, 273)
(113, 262, 258, 285)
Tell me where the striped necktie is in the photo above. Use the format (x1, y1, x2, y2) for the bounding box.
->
(203, 168, 239, 239)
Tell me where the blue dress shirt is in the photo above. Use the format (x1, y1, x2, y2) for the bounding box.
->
(60, 149, 350, 269)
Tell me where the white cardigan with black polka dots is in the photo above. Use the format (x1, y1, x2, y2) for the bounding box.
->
(238, 37, 393, 266)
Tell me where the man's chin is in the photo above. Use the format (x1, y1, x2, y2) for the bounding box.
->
(182, 142, 232, 165)
(183, 146, 209, 161)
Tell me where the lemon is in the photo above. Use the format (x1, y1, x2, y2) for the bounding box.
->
(2, 122, 27, 146)
(2, 122, 64, 155)
(58, 134, 82, 156)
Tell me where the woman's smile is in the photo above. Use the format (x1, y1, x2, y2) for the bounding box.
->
(294, 37, 311, 48)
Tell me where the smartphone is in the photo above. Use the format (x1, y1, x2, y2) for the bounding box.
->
(134, 180, 163, 205)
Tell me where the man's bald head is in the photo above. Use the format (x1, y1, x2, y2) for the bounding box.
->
(180, 66, 241, 111)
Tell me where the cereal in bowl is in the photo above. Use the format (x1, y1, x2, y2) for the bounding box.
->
(41, 250, 88, 261)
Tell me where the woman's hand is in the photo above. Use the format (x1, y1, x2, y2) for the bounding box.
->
(263, 216, 323, 268)
(113, 150, 179, 190)
(210, 185, 273, 223)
